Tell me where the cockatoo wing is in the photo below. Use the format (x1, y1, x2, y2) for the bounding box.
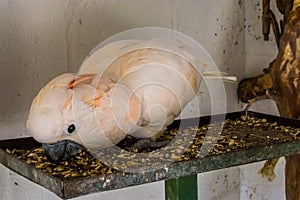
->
(71, 74, 141, 148)
(79, 38, 202, 139)
(108, 48, 200, 138)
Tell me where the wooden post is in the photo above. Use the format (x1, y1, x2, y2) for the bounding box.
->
(238, 1, 300, 199)
(270, 3, 300, 198)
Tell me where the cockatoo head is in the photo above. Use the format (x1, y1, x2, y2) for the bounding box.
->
(26, 73, 83, 162)
(27, 73, 141, 163)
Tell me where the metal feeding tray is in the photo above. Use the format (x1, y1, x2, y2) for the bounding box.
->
(1, 111, 300, 199)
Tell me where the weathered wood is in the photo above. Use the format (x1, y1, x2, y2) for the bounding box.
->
(238, 1, 300, 199)
(285, 155, 300, 200)
(272, 3, 300, 199)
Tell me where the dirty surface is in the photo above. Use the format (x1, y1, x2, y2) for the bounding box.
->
(5, 112, 300, 179)
(1, 111, 300, 199)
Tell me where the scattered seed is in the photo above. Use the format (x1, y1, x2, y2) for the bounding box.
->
(5, 115, 300, 179)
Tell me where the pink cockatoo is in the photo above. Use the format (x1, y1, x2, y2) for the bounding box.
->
(26, 38, 235, 162)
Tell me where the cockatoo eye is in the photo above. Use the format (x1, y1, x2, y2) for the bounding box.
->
(67, 124, 76, 134)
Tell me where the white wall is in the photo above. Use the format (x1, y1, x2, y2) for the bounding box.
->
(0, 0, 286, 199)
(0, 0, 68, 139)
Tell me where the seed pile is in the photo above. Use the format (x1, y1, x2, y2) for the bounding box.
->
(6, 147, 113, 179)
(6, 115, 300, 179)
(177, 115, 300, 160)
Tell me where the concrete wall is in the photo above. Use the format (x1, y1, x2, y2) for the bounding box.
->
(0, 0, 286, 199)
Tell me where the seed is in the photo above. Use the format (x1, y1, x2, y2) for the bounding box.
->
(71, 172, 78, 177)
(45, 167, 52, 173)
(35, 163, 45, 169)
(64, 173, 71, 178)
(240, 115, 246, 121)
(54, 165, 64, 172)
(271, 122, 278, 126)
(284, 128, 289, 133)
(6, 149, 11, 154)
(261, 118, 267, 123)
(26, 159, 37, 164)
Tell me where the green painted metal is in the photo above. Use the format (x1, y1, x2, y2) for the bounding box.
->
(165, 174, 198, 200)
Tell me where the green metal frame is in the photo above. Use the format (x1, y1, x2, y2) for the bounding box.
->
(165, 174, 198, 200)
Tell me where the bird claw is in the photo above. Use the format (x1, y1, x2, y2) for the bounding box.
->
(244, 94, 272, 115)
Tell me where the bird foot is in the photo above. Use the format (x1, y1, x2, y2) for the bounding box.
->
(244, 93, 271, 115)
(130, 138, 170, 152)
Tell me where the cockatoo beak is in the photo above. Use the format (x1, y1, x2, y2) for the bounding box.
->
(42, 140, 83, 163)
